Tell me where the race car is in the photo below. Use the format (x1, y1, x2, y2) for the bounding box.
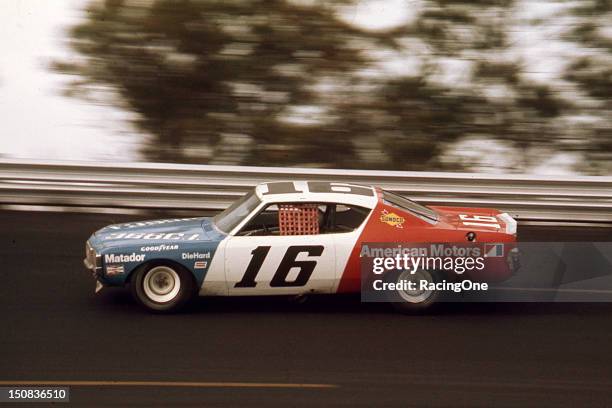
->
(84, 181, 518, 312)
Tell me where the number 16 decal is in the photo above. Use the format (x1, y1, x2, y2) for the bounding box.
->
(459, 214, 501, 229)
(234, 245, 324, 288)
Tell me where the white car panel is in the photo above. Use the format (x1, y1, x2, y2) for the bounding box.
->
(225, 234, 337, 296)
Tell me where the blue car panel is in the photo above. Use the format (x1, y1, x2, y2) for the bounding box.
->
(86, 217, 226, 287)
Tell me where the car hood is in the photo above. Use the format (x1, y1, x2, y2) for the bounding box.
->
(94, 217, 222, 246)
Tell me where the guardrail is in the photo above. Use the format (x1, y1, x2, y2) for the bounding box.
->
(1, 159, 611, 223)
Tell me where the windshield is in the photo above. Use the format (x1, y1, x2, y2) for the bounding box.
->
(382, 190, 438, 222)
(213, 191, 262, 233)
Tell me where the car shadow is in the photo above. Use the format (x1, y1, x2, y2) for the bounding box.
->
(95, 288, 612, 317)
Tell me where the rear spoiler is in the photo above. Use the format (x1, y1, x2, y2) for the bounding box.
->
(497, 213, 517, 235)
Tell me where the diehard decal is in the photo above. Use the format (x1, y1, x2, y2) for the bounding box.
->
(380, 209, 405, 228)
(182, 252, 211, 260)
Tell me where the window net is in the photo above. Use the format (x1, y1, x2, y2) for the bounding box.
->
(278, 204, 319, 235)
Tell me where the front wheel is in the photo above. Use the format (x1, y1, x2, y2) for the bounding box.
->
(131, 263, 195, 312)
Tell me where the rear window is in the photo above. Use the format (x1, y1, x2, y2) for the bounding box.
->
(382, 190, 438, 222)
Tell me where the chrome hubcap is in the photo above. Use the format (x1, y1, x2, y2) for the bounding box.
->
(397, 269, 434, 304)
(143, 266, 181, 303)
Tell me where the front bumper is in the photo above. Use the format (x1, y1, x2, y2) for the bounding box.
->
(84, 240, 102, 277)
(83, 257, 95, 270)
(84, 241, 106, 292)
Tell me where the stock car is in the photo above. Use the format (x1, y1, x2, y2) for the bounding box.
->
(84, 181, 518, 312)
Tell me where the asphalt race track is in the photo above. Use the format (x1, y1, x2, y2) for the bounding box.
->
(1, 210, 612, 407)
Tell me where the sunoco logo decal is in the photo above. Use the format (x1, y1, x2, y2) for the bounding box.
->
(380, 209, 405, 228)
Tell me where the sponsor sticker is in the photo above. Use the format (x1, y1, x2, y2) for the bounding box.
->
(106, 264, 125, 276)
(103, 232, 201, 241)
(484, 243, 504, 257)
(140, 244, 179, 252)
(182, 252, 211, 260)
(380, 209, 405, 229)
(194, 261, 208, 269)
(104, 253, 146, 263)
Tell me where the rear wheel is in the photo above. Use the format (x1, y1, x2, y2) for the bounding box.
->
(387, 269, 442, 313)
(131, 263, 195, 312)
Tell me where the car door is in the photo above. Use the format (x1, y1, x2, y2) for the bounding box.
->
(225, 202, 336, 296)
(325, 203, 373, 292)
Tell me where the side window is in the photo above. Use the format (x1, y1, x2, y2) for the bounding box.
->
(320, 204, 371, 234)
(237, 203, 324, 236)
(236, 202, 371, 236)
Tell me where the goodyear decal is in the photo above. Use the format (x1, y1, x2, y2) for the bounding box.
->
(140, 244, 179, 252)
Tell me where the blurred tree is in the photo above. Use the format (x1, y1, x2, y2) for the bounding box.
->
(56, 0, 377, 166)
(55, 0, 611, 173)
(563, 0, 612, 174)
(332, 0, 572, 171)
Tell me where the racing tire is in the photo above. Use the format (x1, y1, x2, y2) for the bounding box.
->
(385, 269, 442, 313)
(130, 263, 196, 313)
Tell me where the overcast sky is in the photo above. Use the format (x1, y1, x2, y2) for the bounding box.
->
(0, 0, 147, 161)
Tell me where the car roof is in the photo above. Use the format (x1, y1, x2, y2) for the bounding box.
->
(254, 181, 379, 209)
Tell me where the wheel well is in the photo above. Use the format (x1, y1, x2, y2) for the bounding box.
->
(127, 259, 195, 287)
